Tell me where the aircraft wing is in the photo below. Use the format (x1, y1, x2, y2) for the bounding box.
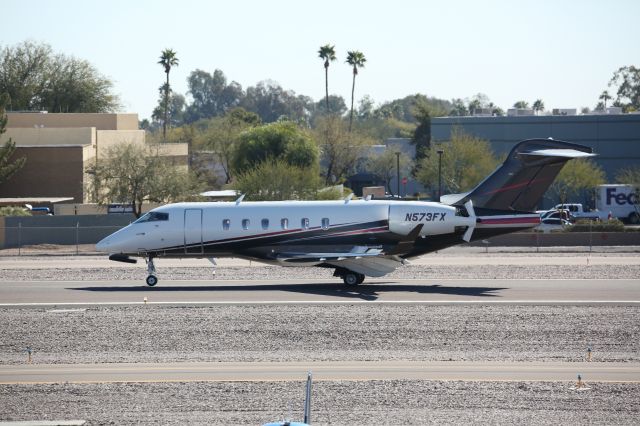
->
(276, 247, 406, 277)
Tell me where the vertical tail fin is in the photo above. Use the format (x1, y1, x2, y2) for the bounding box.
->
(452, 138, 595, 212)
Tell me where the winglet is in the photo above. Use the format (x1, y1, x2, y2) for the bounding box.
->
(235, 194, 245, 205)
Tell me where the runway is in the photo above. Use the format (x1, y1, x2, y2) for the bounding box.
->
(0, 278, 639, 305)
(2, 360, 638, 384)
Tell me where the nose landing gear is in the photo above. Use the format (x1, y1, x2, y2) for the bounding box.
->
(145, 256, 157, 286)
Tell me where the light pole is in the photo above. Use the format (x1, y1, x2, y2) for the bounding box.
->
(395, 152, 401, 198)
(437, 149, 444, 200)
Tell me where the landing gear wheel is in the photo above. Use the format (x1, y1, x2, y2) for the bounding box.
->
(343, 272, 365, 286)
(146, 275, 158, 287)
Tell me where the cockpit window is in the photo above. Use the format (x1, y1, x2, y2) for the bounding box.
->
(134, 212, 169, 223)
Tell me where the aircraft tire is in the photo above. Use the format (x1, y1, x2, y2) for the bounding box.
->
(146, 275, 158, 287)
(355, 273, 365, 284)
(343, 272, 360, 286)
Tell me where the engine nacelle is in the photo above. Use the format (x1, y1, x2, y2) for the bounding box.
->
(388, 203, 473, 236)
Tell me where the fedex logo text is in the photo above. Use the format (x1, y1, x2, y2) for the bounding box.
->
(606, 188, 638, 206)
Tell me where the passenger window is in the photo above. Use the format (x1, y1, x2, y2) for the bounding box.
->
(301, 218, 310, 229)
(242, 219, 250, 230)
(321, 218, 329, 230)
(222, 219, 230, 230)
(281, 218, 289, 230)
(261, 218, 269, 230)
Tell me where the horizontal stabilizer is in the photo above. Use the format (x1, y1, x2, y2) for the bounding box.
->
(520, 148, 596, 158)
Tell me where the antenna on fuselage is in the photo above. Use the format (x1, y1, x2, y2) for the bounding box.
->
(344, 193, 354, 204)
(364, 194, 372, 201)
(235, 193, 245, 205)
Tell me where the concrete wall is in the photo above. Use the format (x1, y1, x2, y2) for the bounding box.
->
(432, 114, 640, 181)
(0, 214, 135, 248)
(469, 232, 640, 247)
(6, 113, 139, 130)
(0, 146, 88, 202)
(96, 130, 146, 156)
(4, 127, 95, 147)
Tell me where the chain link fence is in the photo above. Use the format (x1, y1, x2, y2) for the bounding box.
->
(0, 224, 124, 255)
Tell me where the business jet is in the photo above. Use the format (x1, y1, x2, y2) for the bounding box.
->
(96, 138, 594, 286)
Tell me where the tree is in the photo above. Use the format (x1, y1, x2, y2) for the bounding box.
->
(152, 92, 186, 128)
(241, 80, 313, 123)
(0, 41, 119, 112)
(608, 66, 640, 112)
(367, 150, 412, 195)
(313, 115, 372, 185)
(234, 159, 321, 201)
(231, 121, 318, 174)
(599, 90, 612, 109)
(415, 128, 499, 195)
(202, 108, 261, 184)
(532, 99, 545, 114)
(615, 166, 640, 187)
(411, 101, 432, 162)
(0, 94, 25, 185)
(346, 50, 366, 132)
(546, 158, 605, 206)
(318, 44, 337, 111)
(513, 100, 529, 109)
(88, 142, 200, 218)
(184, 69, 243, 122)
(158, 49, 179, 140)
(449, 98, 468, 116)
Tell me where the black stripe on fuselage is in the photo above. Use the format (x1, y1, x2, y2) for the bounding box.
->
(151, 219, 392, 256)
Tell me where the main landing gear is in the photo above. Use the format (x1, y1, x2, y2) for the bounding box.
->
(145, 256, 157, 287)
(334, 268, 366, 285)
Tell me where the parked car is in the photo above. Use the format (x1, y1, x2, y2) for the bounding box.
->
(536, 217, 572, 233)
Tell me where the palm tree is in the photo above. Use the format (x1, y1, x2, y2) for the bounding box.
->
(599, 90, 611, 109)
(346, 50, 366, 132)
(158, 49, 179, 140)
(532, 99, 545, 115)
(318, 44, 336, 112)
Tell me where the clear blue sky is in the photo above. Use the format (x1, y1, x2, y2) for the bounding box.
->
(3, 0, 639, 120)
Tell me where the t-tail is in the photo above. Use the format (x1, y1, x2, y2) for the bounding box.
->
(441, 138, 595, 241)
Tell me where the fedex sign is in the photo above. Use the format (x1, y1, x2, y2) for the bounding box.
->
(605, 187, 638, 206)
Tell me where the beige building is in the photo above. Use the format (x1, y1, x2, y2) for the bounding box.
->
(0, 113, 188, 204)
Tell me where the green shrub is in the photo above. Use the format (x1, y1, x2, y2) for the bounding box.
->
(0, 206, 31, 217)
(568, 218, 626, 232)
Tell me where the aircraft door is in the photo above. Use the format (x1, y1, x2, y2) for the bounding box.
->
(184, 208, 203, 254)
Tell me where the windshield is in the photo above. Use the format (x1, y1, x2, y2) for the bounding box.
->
(134, 212, 169, 224)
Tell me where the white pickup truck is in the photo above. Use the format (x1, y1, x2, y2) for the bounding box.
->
(552, 184, 639, 224)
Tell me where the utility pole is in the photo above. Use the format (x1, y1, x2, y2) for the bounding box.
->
(437, 149, 444, 200)
(395, 152, 401, 198)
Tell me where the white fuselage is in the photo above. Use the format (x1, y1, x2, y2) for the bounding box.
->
(96, 200, 471, 257)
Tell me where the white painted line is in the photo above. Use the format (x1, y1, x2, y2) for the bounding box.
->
(1, 300, 639, 307)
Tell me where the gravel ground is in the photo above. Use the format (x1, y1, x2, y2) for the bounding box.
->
(1, 305, 637, 364)
(2, 263, 640, 281)
(1, 380, 639, 425)
(2, 252, 638, 424)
